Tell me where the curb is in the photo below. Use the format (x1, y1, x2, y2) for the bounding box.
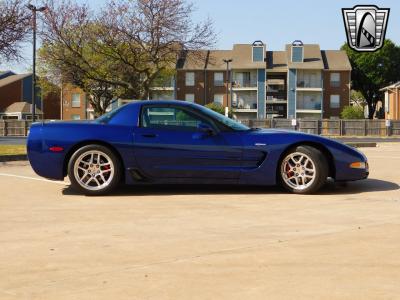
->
(344, 142, 377, 148)
(0, 155, 28, 162)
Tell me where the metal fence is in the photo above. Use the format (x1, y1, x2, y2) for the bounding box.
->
(240, 119, 400, 136)
(0, 120, 33, 137)
(0, 119, 400, 137)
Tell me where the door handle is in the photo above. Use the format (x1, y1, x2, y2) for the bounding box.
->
(141, 133, 157, 138)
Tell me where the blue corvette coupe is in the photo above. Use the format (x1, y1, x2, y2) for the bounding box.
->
(27, 100, 368, 195)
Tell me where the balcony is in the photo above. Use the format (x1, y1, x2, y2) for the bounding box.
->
(296, 70, 322, 90)
(232, 90, 257, 112)
(266, 95, 287, 104)
(296, 91, 322, 111)
(266, 79, 285, 86)
(232, 71, 257, 90)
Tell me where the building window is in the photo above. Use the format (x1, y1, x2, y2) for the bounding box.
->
(71, 93, 81, 107)
(330, 73, 341, 87)
(252, 46, 264, 62)
(185, 93, 195, 103)
(213, 94, 224, 105)
(214, 72, 224, 86)
(330, 95, 340, 109)
(291, 46, 303, 62)
(185, 72, 195, 86)
(71, 114, 81, 120)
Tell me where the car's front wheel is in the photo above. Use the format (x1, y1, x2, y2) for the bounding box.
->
(279, 145, 328, 194)
(68, 145, 121, 195)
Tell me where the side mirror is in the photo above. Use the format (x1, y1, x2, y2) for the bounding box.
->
(197, 122, 215, 136)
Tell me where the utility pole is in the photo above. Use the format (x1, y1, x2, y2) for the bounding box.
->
(27, 4, 47, 121)
(223, 59, 233, 111)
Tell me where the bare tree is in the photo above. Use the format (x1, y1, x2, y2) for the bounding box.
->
(96, 0, 216, 99)
(39, 0, 120, 116)
(0, 0, 30, 61)
(39, 0, 216, 116)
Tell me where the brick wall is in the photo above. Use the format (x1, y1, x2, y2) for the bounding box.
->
(176, 70, 230, 106)
(323, 71, 350, 118)
(0, 80, 22, 111)
(43, 90, 61, 120)
(61, 85, 87, 120)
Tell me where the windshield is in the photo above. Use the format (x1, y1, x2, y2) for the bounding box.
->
(196, 105, 250, 131)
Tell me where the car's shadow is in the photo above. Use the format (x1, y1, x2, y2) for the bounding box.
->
(62, 178, 399, 197)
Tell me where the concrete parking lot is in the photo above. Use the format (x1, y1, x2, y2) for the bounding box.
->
(0, 144, 399, 300)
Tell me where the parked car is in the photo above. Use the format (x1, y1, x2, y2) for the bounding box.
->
(27, 100, 369, 195)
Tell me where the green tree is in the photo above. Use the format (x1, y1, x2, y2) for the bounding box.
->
(205, 102, 232, 118)
(340, 105, 365, 119)
(341, 39, 400, 119)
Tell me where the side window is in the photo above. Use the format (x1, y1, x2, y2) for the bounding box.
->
(141, 106, 208, 131)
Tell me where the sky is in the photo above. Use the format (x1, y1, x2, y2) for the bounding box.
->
(1, 0, 399, 72)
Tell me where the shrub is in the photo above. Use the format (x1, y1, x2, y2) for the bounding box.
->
(205, 102, 232, 117)
(340, 105, 365, 119)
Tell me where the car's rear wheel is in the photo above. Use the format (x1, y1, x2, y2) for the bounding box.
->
(68, 145, 121, 195)
(279, 145, 328, 194)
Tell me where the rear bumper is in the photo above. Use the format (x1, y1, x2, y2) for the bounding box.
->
(27, 126, 65, 180)
(28, 151, 65, 180)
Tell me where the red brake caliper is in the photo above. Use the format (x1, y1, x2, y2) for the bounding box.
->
(286, 163, 293, 177)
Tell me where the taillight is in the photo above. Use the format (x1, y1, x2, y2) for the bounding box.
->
(49, 146, 64, 152)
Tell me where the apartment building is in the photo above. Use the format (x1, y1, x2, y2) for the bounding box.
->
(172, 40, 351, 119)
(381, 82, 400, 120)
(61, 40, 351, 120)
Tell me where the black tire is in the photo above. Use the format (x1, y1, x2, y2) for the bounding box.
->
(278, 145, 328, 194)
(68, 144, 122, 196)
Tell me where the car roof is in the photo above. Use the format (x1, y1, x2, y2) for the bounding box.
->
(126, 100, 195, 107)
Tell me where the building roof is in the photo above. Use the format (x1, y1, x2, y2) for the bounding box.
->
(285, 44, 324, 69)
(321, 50, 352, 71)
(176, 42, 351, 72)
(266, 51, 287, 72)
(380, 81, 400, 91)
(230, 44, 265, 69)
(207, 50, 233, 70)
(1, 102, 43, 114)
(177, 50, 208, 70)
(0, 73, 32, 88)
(179, 44, 267, 71)
(0, 70, 16, 80)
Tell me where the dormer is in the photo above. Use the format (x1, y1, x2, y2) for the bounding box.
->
(252, 40, 265, 62)
(291, 40, 303, 63)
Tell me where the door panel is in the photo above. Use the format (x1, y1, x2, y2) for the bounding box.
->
(134, 128, 243, 179)
(133, 105, 243, 179)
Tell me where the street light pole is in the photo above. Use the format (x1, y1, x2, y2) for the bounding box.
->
(27, 4, 47, 122)
(223, 59, 232, 110)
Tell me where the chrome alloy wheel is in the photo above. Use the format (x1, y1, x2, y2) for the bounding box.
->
(73, 150, 115, 191)
(280, 152, 316, 191)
